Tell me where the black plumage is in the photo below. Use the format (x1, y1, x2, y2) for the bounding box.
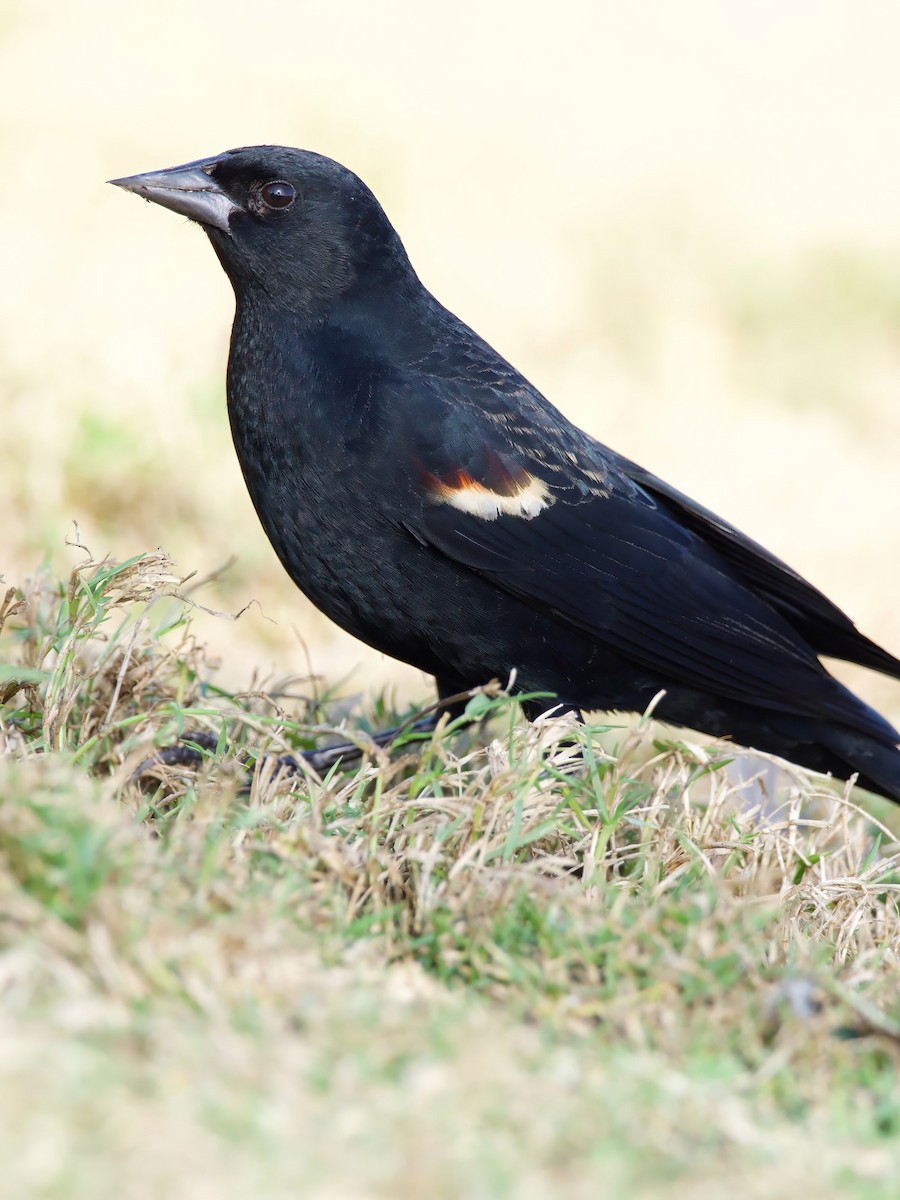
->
(110, 146, 900, 800)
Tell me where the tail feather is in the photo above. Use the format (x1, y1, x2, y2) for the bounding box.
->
(818, 727, 900, 804)
(651, 691, 900, 805)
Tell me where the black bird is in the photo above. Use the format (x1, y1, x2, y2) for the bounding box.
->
(110, 146, 900, 801)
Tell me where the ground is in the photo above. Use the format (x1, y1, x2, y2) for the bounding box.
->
(1, 553, 899, 1198)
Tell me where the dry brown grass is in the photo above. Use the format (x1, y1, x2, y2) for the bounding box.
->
(2, 551, 900, 1197)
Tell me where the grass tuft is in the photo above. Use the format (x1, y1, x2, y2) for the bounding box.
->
(2, 550, 900, 1196)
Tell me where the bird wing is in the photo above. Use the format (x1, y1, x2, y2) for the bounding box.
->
(400, 377, 892, 734)
(616, 456, 900, 679)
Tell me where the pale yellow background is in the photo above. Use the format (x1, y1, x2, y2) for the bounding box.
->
(3, 0, 900, 720)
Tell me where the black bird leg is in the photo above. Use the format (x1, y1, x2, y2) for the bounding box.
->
(130, 682, 492, 793)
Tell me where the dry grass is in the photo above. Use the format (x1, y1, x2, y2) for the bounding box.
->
(2, 551, 900, 1197)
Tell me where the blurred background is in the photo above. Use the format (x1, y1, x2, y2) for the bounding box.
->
(3, 0, 900, 721)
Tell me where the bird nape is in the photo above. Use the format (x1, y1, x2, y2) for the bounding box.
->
(110, 146, 900, 803)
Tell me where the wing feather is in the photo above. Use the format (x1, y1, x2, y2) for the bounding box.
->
(412, 481, 890, 737)
(389, 352, 899, 735)
(619, 457, 900, 678)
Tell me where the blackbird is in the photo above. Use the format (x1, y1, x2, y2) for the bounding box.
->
(111, 146, 900, 800)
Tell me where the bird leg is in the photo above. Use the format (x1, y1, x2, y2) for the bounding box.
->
(130, 682, 495, 794)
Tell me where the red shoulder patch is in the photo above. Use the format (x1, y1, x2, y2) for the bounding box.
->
(418, 451, 552, 521)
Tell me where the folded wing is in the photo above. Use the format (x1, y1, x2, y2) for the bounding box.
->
(618, 456, 900, 679)
(402, 382, 898, 741)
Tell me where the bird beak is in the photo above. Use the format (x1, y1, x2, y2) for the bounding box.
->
(108, 157, 238, 234)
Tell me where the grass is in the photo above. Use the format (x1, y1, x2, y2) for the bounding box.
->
(2, 550, 900, 1197)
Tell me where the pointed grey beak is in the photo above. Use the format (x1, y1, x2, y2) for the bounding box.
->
(109, 157, 238, 234)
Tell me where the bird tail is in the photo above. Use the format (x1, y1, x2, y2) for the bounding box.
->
(818, 726, 900, 804)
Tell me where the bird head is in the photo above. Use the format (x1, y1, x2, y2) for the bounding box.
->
(110, 145, 412, 316)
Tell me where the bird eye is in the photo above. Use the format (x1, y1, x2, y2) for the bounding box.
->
(259, 180, 296, 210)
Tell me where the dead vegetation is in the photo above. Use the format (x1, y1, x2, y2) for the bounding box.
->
(1, 549, 900, 1197)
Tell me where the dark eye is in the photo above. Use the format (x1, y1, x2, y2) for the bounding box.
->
(259, 180, 296, 210)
